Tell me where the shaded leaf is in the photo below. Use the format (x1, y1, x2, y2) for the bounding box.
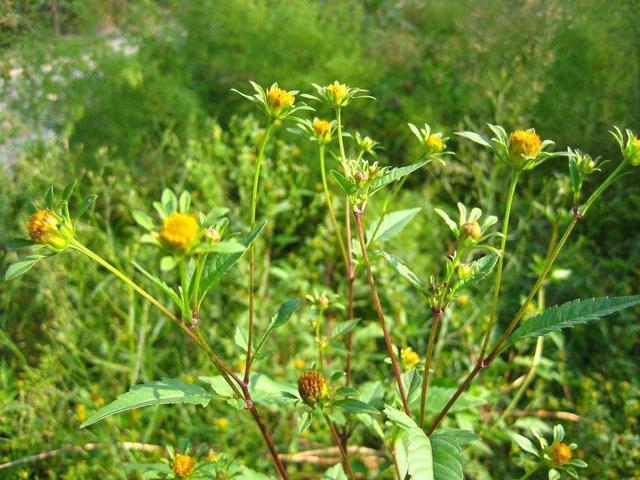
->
(367, 208, 421, 244)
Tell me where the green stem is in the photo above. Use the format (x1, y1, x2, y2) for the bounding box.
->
(353, 211, 411, 416)
(322, 409, 354, 479)
(479, 169, 520, 360)
(335, 107, 349, 174)
(518, 464, 541, 480)
(246, 121, 275, 382)
(320, 144, 349, 267)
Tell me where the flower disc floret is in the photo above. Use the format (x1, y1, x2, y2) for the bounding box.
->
(426, 134, 445, 154)
(298, 370, 328, 406)
(266, 85, 295, 116)
(172, 453, 196, 478)
(509, 130, 542, 162)
(160, 213, 199, 250)
(27, 209, 72, 249)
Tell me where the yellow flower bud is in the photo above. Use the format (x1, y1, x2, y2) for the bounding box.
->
(266, 85, 295, 117)
(294, 358, 305, 369)
(312, 118, 332, 143)
(298, 370, 328, 407)
(462, 221, 482, 240)
(425, 134, 445, 155)
(457, 294, 469, 305)
(27, 209, 73, 250)
(216, 418, 229, 429)
(327, 81, 349, 107)
(549, 442, 572, 465)
(160, 213, 199, 250)
(172, 453, 196, 478)
(509, 129, 542, 165)
(75, 404, 86, 423)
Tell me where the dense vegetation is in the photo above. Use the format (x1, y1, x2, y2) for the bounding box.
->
(1, 1, 639, 479)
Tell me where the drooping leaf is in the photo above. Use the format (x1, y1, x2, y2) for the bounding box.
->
(80, 379, 214, 428)
(506, 296, 640, 347)
(381, 251, 428, 294)
(200, 220, 266, 295)
(455, 131, 492, 149)
(369, 160, 428, 195)
(367, 208, 421, 244)
(5, 255, 46, 280)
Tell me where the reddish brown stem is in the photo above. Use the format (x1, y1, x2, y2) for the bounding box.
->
(353, 210, 411, 416)
(419, 309, 442, 426)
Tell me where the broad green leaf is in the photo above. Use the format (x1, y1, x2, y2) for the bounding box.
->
(81, 379, 214, 428)
(431, 431, 464, 480)
(322, 464, 347, 480)
(132, 210, 154, 230)
(454, 252, 499, 291)
(385, 406, 433, 480)
(5, 255, 46, 280)
(506, 296, 640, 347)
(161, 189, 177, 213)
(455, 131, 492, 148)
(511, 433, 540, 456)
(330, 319, 360, 339)
(381, 251, 428, 294)
(332, 398, 379, 415)
(200, 219, 266, 295)
(367, 208, 421, 244)
(369, 160, 428, 195)
(330, 170, 357, 196)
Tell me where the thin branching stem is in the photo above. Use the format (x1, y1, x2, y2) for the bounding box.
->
(353, 210, 411, 416)
(319, 144, 349, 267)
(322, 410, 354, 479)
(246, 120, 275, 382)
(478, 169, 520, 360)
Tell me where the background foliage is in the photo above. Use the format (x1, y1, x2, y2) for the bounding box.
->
(1, 0, 639, 478)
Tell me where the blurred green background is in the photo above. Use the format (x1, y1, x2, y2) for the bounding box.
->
(1, 1, 639, 478)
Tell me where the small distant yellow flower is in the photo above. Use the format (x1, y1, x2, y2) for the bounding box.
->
(206, 452, 219, 462)
(294, 358, 305, 369)
(425, 134, 445, 155)
(27, 209, 72, 249)
(173, 453, 196, 478)
(549, 442, 572, 465)
(327, 81, 349, 107)
(216, 418, 229, 429)
(19, 471, 29, 479)
(266, 85, 295, 116)
(312, 118, 332, 143)
(184, 374, 195, 384)
(75, 404, 86, 423)
(457, 294, 469, 306)
(401, 347, 420, 369)
(509, 129, 542, 162)
(160, 213, 199, 250)
(629, 136, 640, 166)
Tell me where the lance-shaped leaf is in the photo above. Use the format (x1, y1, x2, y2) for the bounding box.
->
(506, 296, 640, 347)
(381, 251, 428, 294)
(200, 219, 267, 295)
(369, 160, 428, 195)
(453, 252, 499, 292)
(5, 255, 47, 281)
(330, 170, 357, 197)
(254, 299, 301, 357)
(367, 208, 421, 244)
(80, 379, 215, 428)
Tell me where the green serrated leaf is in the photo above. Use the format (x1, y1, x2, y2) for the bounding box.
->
(369, 160, 428, 195)
(454, 252, 499, 292)
(381, 251, 428, 293)
(507, 296, 640, 347)
(330, 319, 360, 339)
(80, 379, 214, 428)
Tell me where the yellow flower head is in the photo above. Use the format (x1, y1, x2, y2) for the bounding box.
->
(298, 370, 328, 407)
(160, 213, 199, 250)
(173, 453, 196, 478)
(426, 134, 445, 154)
(75, 404, 87, 423)
(312, 118, 332, 143)
(327, 81, 349, 107)
(401, 347, 420, 369)
(266, 85, 295, 116)
(27, 209, 71, 249)
(294, 358, 305, 369)
(549, 442, 572, 465)
(509, 129, 542, 161)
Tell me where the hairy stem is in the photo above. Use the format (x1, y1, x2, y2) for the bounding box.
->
(353, 211, 411, 416)
(478, 170, 520, 360)
(246, 121, 274, 382)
